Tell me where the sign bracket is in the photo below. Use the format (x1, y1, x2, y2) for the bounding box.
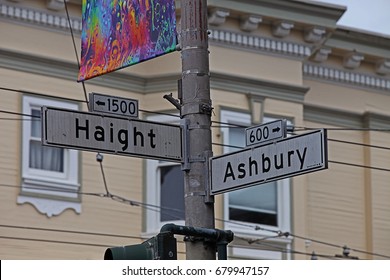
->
(181, 118, 191, 171)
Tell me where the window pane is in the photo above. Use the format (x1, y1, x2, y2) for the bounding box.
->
(160, 165, 185, 222)
(31, 109, 41, 138)
(229, 182, 277, 213)
(228, 126, 245, 152)
(229, 182, 277, 226)
(29, 140, 64, 172)
(227, 119, 278, 226)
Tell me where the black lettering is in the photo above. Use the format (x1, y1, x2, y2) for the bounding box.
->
(297, 147, 307, 169)
(288, 150, 294, 166)
(118, 129, 128, 151)
(133, 127, 144, 147)
(94, 126, 104, 141)
(262, 153, 271, 173)
(238, 163, 246, 179)
(75, 118, 89, 139)
(249, 156, 258, 176)
(274, 153, 284, 169)
(110, 123, 114, 143)
(223, 162, 235, 182)
(148, 129, 156, 148)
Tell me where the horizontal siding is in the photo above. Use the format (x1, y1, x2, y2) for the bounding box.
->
(366, 132, 390, 256)
(306, 124, 367, 257)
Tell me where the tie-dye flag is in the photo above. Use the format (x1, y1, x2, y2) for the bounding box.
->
(78, 0, 177, 82)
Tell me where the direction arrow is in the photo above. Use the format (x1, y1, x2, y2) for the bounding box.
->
(95, 100, 106, 106)
(272, 127, 281, 133)
(42, 107, 182, 162)
(211, 130, 328, 195)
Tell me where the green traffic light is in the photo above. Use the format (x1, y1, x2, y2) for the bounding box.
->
(104, 232, 177, 260)
(104, 243, 154, 260)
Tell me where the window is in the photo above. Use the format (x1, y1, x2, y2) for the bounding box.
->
(220, 110, 291, 236)
(18, 95, 80, 217)
(145, 114, 184, 234)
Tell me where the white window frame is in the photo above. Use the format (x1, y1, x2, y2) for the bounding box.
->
(144, 114, 184, 235)
(220, 110, 291, 239)
(18, 95, 81, 217)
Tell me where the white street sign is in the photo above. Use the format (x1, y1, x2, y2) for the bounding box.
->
(42, 107, 182, 162)
(211, 130, 327, 195)
(89, 92, 139, 118)
(245, 119, 287, 147)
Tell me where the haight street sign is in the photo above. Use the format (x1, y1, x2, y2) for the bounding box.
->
(42, 107, 182, 162)
(211, 130, 328, 195)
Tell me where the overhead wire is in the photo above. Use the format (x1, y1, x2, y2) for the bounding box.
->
(234, 236, 339, 260)
(0, 86, 180, 118)
(295, 126, 390, 132)
(328, 138, 390, 151)
(1, 182, 389, 259)
(63, 0, 90, 111)
(1, 106, 389, 173)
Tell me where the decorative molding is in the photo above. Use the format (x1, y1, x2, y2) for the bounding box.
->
(272, 21, 294, 38)
(304, 26, 326, 43)
(211, 72, 309, 104)
(304, 104, 390, 129)
(240, 15, 262, 32)
(0, 2, 82, 32)
(17, 195, 81, 217)
(209, 29, 312, 58)
(46, 0, 67, 11)
(208, 8, 230, 26)
(364, 112, 390, 130)
(311, 47, 332, 63)
(343, 52, 364, 69)
(375, 59, 390, 75)
(303, 63, 390, 92)
(1, 2, 389, 94)
(207, 0, 345, 29)
(304, 105, 363, 128)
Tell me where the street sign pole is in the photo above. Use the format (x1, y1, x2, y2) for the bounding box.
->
(181, 0, 216, 259)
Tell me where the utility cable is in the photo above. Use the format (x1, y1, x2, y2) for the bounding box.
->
(94, 155, 184, 220)
(235, 236, 340, 260)
(328, 138, 390, 151)
(0, 86, 180, 119)
(63, 0, 90, 111)
(329, 160, 390, 172)
(1, 183, 389, 259)
(294, 126, 390, 132)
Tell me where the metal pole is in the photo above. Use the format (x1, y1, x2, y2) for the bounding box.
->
(160, 224, 234, 260)
(180, 0, 215, 259)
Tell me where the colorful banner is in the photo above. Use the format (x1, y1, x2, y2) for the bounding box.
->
(78, 0, 177, 81)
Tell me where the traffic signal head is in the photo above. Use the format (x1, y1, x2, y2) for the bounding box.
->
(104, 243, 154, 260)
(104, 232, 177, 260)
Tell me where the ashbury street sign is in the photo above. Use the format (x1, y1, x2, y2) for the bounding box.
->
(211, 130, 328, 194)
(42, 107, 182, 162)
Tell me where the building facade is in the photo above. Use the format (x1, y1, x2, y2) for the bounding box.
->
(0, 0, 389, 259)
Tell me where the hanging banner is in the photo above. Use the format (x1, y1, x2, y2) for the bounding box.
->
(78, 0, 177, 82)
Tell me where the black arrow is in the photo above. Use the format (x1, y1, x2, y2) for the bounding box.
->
(96, 100, 106, 106)
(272, 127, 281, 133)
